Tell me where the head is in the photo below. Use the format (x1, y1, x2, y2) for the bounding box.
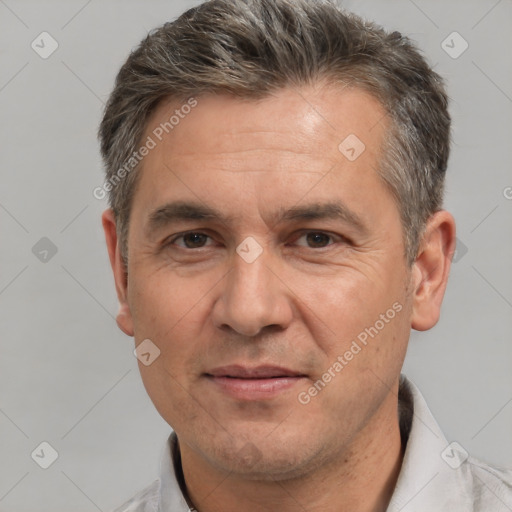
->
(100, 0, 455, 481)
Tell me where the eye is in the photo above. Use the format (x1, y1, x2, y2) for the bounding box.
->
(168, 231, 214, 249)
(294, 231, 342, 248)
(165, 230, 347, 251)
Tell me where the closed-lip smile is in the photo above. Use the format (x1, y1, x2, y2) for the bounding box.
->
(204, 365, 307, 400)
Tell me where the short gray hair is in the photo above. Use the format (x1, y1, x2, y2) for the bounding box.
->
(98, 0, 450, 266)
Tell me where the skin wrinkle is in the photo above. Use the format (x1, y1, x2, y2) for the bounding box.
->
(102, 82, 455, 512)
(144, 200, 371, 248)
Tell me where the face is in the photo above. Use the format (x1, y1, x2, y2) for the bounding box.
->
(103, 83, 446, 480)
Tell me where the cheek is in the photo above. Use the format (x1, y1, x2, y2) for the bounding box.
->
(129, 265, 212, 333)
(128, 270, 217, 426)
(290, 264, 403, 354)
(297, 304, 410, 429)
(126, 269, 216, 390)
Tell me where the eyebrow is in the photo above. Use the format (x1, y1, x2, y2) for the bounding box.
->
(145, 200, 368, 237)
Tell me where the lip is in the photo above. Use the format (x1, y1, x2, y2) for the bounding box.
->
(205, 365, 307, 400)
(207, 365, 304, 379)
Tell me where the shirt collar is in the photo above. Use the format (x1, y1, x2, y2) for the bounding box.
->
(159, 433, 193, 511)
(388, 375, 474, 511)
(156, 374, 471, 512)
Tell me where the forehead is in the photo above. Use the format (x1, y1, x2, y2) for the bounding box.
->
(132, 84, 394, 233)
(142, 83, 388, 164)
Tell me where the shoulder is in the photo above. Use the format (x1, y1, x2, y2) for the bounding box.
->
(110, 479, 160, 512)
(394, 375, 512, 511)
(465, 456, 512, 511)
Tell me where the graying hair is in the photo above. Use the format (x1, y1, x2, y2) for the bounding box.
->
(98, 0, 450, 266)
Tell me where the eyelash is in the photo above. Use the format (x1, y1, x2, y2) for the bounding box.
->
(166, 230, 348, 250)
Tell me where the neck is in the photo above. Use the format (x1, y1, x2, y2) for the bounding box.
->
(179, 386, 405, 512)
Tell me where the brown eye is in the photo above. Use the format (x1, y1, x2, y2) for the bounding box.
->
(305, 232, 332, 248)
(291, 230, 351, 250)
(170, 232, 212, 249)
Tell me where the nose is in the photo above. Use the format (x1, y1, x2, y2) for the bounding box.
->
(211, 247, 294, 338)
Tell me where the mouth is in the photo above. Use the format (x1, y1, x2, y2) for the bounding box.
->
(204, 365, 307, 400)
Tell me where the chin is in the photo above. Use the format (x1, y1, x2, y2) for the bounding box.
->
(200, 427, 326, 481)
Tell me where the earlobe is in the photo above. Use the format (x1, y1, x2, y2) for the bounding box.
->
(411, 211, 456, 332)
(116, 302, 134, 337)
(101, 209, 134, 337)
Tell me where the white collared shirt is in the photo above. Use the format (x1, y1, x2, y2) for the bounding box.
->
(112, 375, 512, 511)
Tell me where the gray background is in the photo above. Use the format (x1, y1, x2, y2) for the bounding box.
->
(0, 0, 511, 511)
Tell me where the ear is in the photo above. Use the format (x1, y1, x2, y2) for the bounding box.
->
(102, 209, 134, 337)
(411, 210, 456, 331)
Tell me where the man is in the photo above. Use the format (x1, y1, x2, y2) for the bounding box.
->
(98, 0, 512, 510)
